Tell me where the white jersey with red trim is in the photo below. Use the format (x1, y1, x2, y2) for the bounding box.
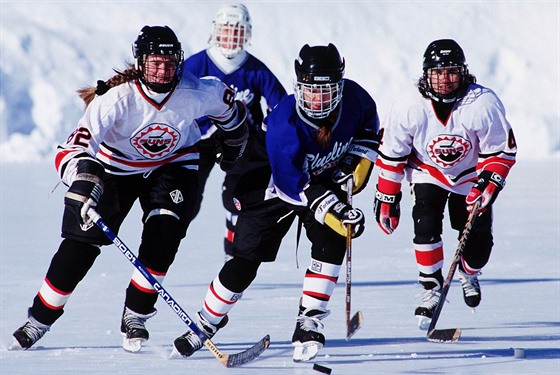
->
(377, 83, 517, 195)
(55, 71, 238, 183)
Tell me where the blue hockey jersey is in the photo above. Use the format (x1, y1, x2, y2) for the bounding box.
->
(265, 79, 379, 208)
(182, 48, 287, 136)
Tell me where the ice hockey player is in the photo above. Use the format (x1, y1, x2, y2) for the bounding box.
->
(373, 39, 517, 329)
(10, 25, 248, 352)
(171, 43, 379, 362)
(182, 3, 287, 261)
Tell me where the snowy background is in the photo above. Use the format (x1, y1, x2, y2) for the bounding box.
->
(1, 1, 559, 374)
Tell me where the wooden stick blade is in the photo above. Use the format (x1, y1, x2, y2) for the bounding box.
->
(427, 328, 462, 343)
(346, 311, 363, 340)
(217, 335, 270, 367)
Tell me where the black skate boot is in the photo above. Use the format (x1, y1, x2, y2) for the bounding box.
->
(458, 270, 481, 308)
(172, 312, 228, 358)
(120, 306, 157, 352)
(9, 311, 51, 350)
(415, 288, 442, 330)
(291, 305, 330, 362)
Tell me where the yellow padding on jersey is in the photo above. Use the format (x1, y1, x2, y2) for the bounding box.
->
(324, 212, 349, 237)
(352, 158, 372, 193)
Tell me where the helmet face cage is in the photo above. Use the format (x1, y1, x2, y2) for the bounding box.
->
(294, 44, 345, 119)
(294, 81, 344, 119)
(422, 39, 468, 101)
(133, 26, 184, 93)
(210, 4, 252, 59)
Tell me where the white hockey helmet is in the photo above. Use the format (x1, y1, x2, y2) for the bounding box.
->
(210, 3, 252, 59)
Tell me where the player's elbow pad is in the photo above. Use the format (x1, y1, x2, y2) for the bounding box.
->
(352, 158, 373, 194)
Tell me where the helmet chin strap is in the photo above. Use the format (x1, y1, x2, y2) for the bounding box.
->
(426, 89, 459, 104)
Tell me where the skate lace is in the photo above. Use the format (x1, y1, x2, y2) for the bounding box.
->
(297, 315, 325, 332)
(183, 331, 203, 350)
(460, 272, 481, 297)
(22, 322, 49, 342)
(418, 289, 442, 309)
(123, 313, 147, 330)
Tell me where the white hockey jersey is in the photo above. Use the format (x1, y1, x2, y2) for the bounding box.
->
(55, 71, 239, 184)
(377, 84, 517, 195)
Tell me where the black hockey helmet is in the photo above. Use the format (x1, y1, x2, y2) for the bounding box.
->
(421, 39, 470, 102)
(294, 44, 345, 119)
(133, 25, 182, 58)
(132, 25, 184, 93)
(294, 43, 345, 84)
(422, 39, 466, 71)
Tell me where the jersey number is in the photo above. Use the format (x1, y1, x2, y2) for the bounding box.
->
(67, 127, 92, 147)
(223, 87, 235, 107)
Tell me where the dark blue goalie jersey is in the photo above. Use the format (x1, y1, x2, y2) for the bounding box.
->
(182, 50, 287, 135)
(264, 79, 379, 208)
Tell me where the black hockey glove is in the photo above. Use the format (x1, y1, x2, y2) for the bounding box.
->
(215, 102, 249, 171)
(373, 187, 402, 235)
(64, 159, 104, 224)
(310, 191, 365, 238)
(325, 201, 365, 238)
(332, 154, 372, 194)
(465, 170, 505, 213)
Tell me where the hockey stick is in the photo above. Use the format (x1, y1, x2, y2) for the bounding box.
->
(426, 200, 481, 343)
(345, 177, 363, 340)
(88, 209, 270, 367)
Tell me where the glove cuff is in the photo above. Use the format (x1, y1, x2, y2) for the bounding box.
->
(375, 189, 402, 204)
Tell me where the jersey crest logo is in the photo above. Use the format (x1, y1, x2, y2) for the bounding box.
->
(80, 222, 94, 231)
(427, 135, 471, 168)
(131, 124, 180, 159)
(170, 189, 183, 204)
(233, 197, 242, 211)
(311, 260, 322, 273)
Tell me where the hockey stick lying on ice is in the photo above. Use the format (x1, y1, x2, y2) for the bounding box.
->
(88, 209, 270, 367)
(426, 200, 481, 343)
(345, 177, 363, 340)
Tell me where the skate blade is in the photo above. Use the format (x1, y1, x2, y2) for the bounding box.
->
(292, 341, 323, 362)
(8, 339, 24, 351)
(122, 337, 146, 353)
(417, 316, 431, 331)
(169, 345, 185, 359)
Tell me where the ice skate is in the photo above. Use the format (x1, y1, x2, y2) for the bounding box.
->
(9, 312, 50, 350)
(459, 270, 481, 308)
(120, 306, 156, 352)
(172, 312, 228, 358)
(291, 305, 330, 362)
(415, 288, 441, 330)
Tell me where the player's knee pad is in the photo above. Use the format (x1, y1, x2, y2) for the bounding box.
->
(412, 199, 444, 242)
(139, 210, 185, 271)
(218, 257, 260, 292)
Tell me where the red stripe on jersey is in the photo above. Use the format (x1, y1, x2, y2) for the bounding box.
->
(477, 156, 515, 178)
(145, 267, 166, 277)
(37, 292, 65, 310)
(44, 278, 72, 295)
(203, 301, 227, 318)
(415, 246, 444, 266)
(54, 149, 78, 172)
(98, 146, 197, 168)
(303, 291, 331, 301)
(305, 272, 338, 284)
(134, 80, 172, 110)
(375, 158, 406, 174)
(409, 154, 476, 187)
(209, 282, 236, 305)
(225, 229, 234, 243)
(130, 279, 157, 294)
